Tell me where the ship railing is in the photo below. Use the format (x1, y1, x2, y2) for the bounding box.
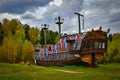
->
(35, 52, 76, 61)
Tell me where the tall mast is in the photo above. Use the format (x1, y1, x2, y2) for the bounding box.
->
(75, 12, 84, 34)
(41, 24, 49, 46)
(55, 16, 64, 35)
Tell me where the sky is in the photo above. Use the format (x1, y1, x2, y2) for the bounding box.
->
(0, 0, 120, 34)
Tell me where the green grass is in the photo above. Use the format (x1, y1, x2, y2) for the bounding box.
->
(0, 63, 120, 80)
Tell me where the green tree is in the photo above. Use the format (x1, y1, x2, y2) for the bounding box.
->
(2, 19, 11, 37)
(10, 19, 20, 35)
(0, 35, 18, 63)
(0, 22, 3, 45)
(24, 24, 30, 40)
(40, 29, 44, 45)
(29, 27, 40, 44)
(40, 29, 59, 45)
(108, 34, 112, 42)
(15, 24, 26, 41)
(103, 33, 120, 63)
(22, 40, 34, 63)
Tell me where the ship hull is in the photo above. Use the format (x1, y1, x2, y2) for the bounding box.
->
(35, 52, 90, 66)
(36, 58, 82, 66)
(35, 52, 104, 67)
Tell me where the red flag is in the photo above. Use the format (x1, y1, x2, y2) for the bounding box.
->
(49, 50, 53, 54)
(51, 45, 54, 50)
(75, 34, 80, 40)
(42, 49, 45, 58)
(58, 43, 62, 49)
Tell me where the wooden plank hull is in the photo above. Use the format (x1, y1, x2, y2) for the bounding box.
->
(35, 52, 104, 67)
(36, 58, 82, 66)
(35, 52, 88, 66)
(80, 53, 104, 66)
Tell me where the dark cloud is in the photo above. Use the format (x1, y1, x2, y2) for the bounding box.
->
(0, 0, 120, 33)
(81, 0, 120, 33)
(21, 14, 35, 19)
(0, 0, 51, 14)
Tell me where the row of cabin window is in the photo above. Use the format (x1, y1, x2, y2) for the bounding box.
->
(84, 41, 106, 49)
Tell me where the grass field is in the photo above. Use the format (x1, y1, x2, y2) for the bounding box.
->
(0, 63, 120, 80)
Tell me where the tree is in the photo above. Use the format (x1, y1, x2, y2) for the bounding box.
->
(10, 19, 20, 35)
(40, 28, 44, 45)
(108, 34, 112, 42)
(2, 19, 11, 37)
(22, 40, 34, 63)
(102, 33, 120, 63)
(15, 24, 26, 41)
(40, 29, 59, 45)
(0, 35, 18, 63)
(15, 38, 23, 63)
(24, 24, 30, 40)
(29, 27, 40, 44)
(0, 22, 3, 45)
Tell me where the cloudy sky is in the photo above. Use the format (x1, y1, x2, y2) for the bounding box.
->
(0, 0, 120, 34)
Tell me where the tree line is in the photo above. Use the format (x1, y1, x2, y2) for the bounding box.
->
(102, 33, 120, 63)
(0, 19, 58, 63)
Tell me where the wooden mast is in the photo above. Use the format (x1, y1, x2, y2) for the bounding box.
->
(75, 12, 84, 34)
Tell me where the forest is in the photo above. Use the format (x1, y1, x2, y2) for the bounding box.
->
(0, 19, 59, 63)
(0, 19, 120, 64)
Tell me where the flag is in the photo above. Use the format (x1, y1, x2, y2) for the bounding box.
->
(64, 41, 67, 48)
(64, 37, 67, 42)
(75, 34, 80, 40)
(59, 39, 62, 44)
(78, 34, 80, 40)
(49, 49, 53, 54)
(75, 35, 77, 40)
(51, 45, 54, 50)
(59, 38, 64, 44)
(42, 49, 45, 58)
(55, 44, 58, 49)
(38, 49, 42, 58)
(59, 43, 63, 49)
(53, 48, 57, 55)
(45, 48, 49, 57)
(62, 38, 64, 43)
(54, 45, 58, 54)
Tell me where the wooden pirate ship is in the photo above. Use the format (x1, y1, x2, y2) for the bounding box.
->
(34, 13, 110, 67)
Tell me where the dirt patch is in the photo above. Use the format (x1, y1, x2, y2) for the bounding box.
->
(55, 69, 84, 74)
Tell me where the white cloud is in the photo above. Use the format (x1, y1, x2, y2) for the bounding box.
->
(0, 13, 20, 21)
(22, 6, 47, 19)
(49, 0, 62, 6)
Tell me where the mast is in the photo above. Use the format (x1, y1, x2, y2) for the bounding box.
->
(41, 24, 49, 46)
(55, 16, 64, 35)
(75, 12, 84, 34)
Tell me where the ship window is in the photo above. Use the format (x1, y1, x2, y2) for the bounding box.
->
(102, 42, 105, 48)
(94, 42, 98, 48)
(90, 41, 94, 48)
(98, 42, 102, 48)
(84, 41, 89, 50)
